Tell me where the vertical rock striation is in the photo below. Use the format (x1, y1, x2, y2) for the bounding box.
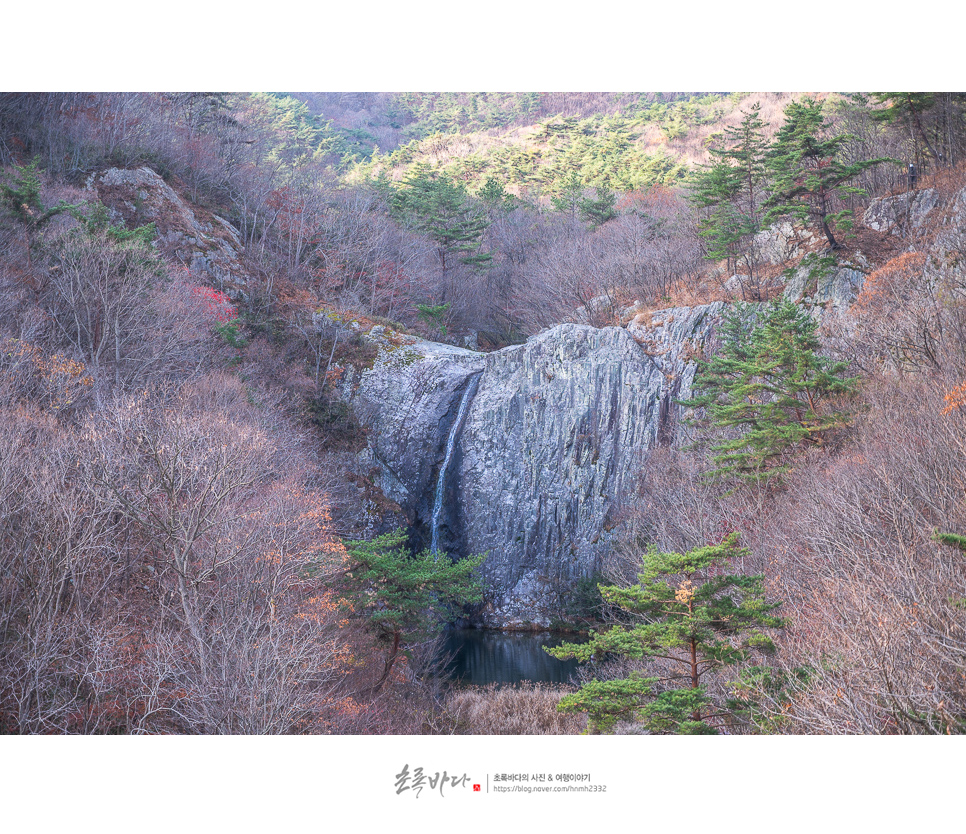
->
(349, 305, 723, 627)
(459, 307, 722, 627)
(347, 335, 486, 540)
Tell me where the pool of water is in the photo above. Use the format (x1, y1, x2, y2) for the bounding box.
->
(440, 628, 587, 686)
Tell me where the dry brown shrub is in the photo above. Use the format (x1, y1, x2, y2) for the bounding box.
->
(852, 252, 928, 316)
(844, 251, 966, 376)
(845, 224, 906, 268)
(918, 160, 966, 203)
(443, 683, 586, 735)
(742, 378, 966, 734)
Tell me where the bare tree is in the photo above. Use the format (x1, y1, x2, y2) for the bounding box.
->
(40, 230, 162, 397)
(743, 378, 966, 734)
(0, 406, 121, 733)
(84, 374, 350, 733)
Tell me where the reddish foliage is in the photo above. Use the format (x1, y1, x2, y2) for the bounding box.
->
(190, 285, 238, 324)
(942, 381, 966, 415)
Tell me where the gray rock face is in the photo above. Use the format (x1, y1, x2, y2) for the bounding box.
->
(863, 188, 938, 234)
(460, 309, 721, 627)
(754, 220, 820, 265)
(783, 261, 866, 313)
(87, 167, 250, 286)
(349, 305, 723, 628)
(347, 334, 485, 521)
(934, 186, 966, 256)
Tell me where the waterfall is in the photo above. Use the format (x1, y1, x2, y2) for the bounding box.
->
(430, 372, 482, 555)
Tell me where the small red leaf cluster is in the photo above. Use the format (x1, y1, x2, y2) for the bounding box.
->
(191, 285, 238, 324)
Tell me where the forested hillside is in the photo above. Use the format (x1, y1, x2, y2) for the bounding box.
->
(2, 91, 966, 735)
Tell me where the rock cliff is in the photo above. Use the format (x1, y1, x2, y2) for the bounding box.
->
(346, 332, 485, 530)
(458, 309, 722, 627)
(348, 305, 723, 627)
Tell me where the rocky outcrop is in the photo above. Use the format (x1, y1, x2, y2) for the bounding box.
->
(931, 186, 966, 258)
(86, 167, 250, 286)
(783, 258, 866, 314)
(754, 220, 820, 266)
(777, 186, 953, 313)
(863, 188, 938, 234)
(347, 332, 485, 524)
(459, 309, 721, 627)
(860, 185, 966, 279)
(348, 305, 724, 628)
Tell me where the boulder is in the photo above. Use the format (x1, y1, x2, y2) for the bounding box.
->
(86, 167, 250, 286)
(862, 188, 938, 234)
(754, 220, 820, 266)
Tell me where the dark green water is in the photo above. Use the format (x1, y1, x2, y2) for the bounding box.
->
(441, 629, 586, 686)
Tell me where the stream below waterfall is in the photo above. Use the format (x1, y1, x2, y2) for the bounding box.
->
(440, 629, 587, 686)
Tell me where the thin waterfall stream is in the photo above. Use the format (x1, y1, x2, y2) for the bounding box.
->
(430, 371, 482, 555)
(427, 370, 582, 687)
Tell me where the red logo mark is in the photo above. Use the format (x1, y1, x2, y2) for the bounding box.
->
(473, 784, 481, 792)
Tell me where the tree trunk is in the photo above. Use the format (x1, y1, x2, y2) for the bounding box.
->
(361, 630, 402, 699)
(689, 636, 701, 722)
(909, 98, 943, 167)
(820, 217, 839, 250)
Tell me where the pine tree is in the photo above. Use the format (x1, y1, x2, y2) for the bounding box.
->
(688, 103, 769, 280)
(689, 160, 744, 270)
(550, 170, 585, 220)
(870, 92, 943, 166)
(765, 97, 889, 249)
(388, 165, 492, 273)
(682, 300, 858, 485)
(477, 175, 514, 216)
(0, 157, 77, 268)
(546, 532, 785, 734)
(516, 91, 541, 121)
(339, 529, 484, 695)
(579, 186, 618, 229)
(415, 302, 451, 339)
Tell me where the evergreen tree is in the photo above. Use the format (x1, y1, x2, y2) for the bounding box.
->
(579, 186, 618, 229)
(516, 91, 541, 121)
(0, 158, 71, 228)
(724, 103, 770, 212)
(689, 159, 744, 269)
(550, 170, 585, 220)
(338, 529, 484, 695)
(388, 166, 492, 273)
(415, 301, 451, 339)
(477, 175, 514, 215)
(546, 533, 785, 734)
(688, 104, 768, 287)
(0, 157, 77, 268)
(869, 92, 943, 166)
(764, 97, 889, 249)
(682, 300, 858, 485)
